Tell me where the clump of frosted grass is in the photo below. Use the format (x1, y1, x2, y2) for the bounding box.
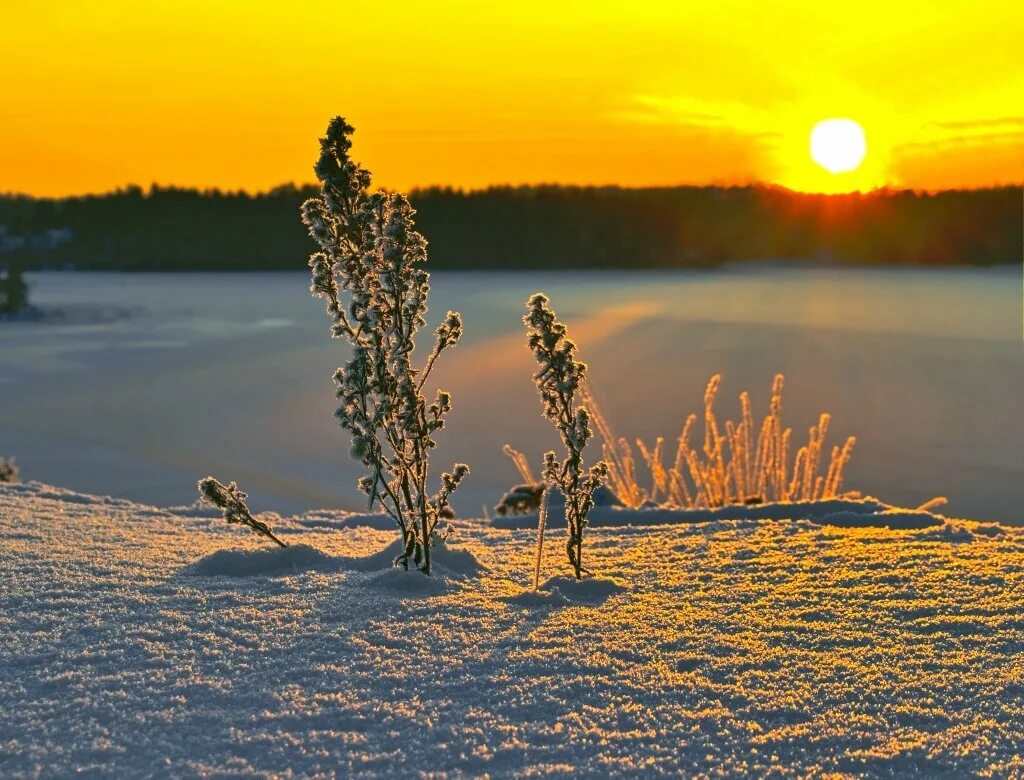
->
(585, 373, 858, 509)
(0, 455, 19, 483)
(524, 293, 608, 580)
(197, 477, 287, 548)
(301, 117, 468, 575)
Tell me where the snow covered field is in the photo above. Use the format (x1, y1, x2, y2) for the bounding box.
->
(3, 481, 1023, 777)
(0, 267, 1020, 523)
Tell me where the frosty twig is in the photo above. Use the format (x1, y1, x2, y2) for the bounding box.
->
(197, 477, 287, 548)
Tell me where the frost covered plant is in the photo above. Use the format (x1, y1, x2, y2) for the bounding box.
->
(197, 477, 287, 548)
(302, 116, 468, 575)
(524, 294, 608, 580)
(0, 456, 19, 483)
(584, 374, 858, 509)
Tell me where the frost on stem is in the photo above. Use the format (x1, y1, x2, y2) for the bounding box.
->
(301, 116, 468, 575)
(524, 293, 608, 580)
(197, 477, 287, 548)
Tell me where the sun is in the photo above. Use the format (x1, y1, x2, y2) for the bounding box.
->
(810, 119, 866, 174)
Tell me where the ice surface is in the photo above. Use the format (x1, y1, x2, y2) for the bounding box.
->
(1, 268, 1021, 523)
(3, 481, 1024, 776)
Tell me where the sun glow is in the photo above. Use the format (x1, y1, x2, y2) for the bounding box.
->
(1, 3, 1021, 195)
(774, 112, 885, 193)
(810, 119, 867, 174)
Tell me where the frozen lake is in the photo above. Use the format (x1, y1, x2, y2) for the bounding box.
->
(1, 267, 1021, 522)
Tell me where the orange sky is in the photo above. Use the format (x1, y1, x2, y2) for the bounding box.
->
(2, 1, 1022, 196)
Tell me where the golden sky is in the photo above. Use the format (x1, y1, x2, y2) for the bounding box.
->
(3, 0, 1022, 196)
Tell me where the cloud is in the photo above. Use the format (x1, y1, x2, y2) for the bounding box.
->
(931, 116, 1024, 131)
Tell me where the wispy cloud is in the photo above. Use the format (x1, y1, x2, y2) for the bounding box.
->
(931, 116, 1024, 132)
(898, 128, 1024, 154)
(613, 95, 726, 127)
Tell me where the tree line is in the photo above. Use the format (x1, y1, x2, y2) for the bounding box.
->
(0, 183, 1019, 270)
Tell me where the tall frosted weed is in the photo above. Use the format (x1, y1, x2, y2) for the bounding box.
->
(585, 374, 858, 509)
(302, 117, 468, 575)
(524, 293, 608, 580)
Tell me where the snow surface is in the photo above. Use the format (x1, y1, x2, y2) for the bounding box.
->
(490, 496, 979, 532)
(3, 481, 1024, 777)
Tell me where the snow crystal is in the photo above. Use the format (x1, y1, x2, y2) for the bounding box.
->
(3, 481, 1024, 776)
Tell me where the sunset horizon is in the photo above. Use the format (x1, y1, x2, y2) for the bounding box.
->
(7, 177, 1022, 204)
(4, 2, 1023, 197)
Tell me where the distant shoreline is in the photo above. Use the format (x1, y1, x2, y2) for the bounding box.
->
(16, 259, 1021, 274)
(3, 184, 1020, 271)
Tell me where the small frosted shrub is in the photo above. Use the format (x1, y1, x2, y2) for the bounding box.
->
(494, 445, 543, 516)
(0, 456, 19, 483)
(494, 483, 544, 516)
(524, 293, 607, 580)
(302, 116, 468, 575)
(584, 373, 858, 509)
(197, 477, 287, 548)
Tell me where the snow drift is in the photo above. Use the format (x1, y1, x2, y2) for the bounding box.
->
(2, 481, 1023, 777)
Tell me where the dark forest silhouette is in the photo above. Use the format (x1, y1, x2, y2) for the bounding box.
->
(0, 263, 29, 314)
(0, 184, 1019, 270)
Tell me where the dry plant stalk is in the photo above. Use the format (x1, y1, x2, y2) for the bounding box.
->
(503, 444, 536, 485)
(916, 496, 948, 512)
(533, 486, 550, 590)
(585, 374, 857, 510)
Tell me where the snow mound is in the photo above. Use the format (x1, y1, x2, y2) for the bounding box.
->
(188, 544, 338, 577)
(349, 536, 486, 577)
(911, 520, 1009, 543)
(504, 587, 571, 607)
(289, 509, 396, 531)
(362, 566, 451, 595)
(507, 576, 626, 607)
(165, 500, 222, 518)
(429, 539, 487, 577)
(354, 539, 484, 595)
(539, 575, 625, 605)
(814, 507, 940, 529)
(187, 537, 485, 580)
(491, 496, 956, 532)
(1, 480, 146, 509)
